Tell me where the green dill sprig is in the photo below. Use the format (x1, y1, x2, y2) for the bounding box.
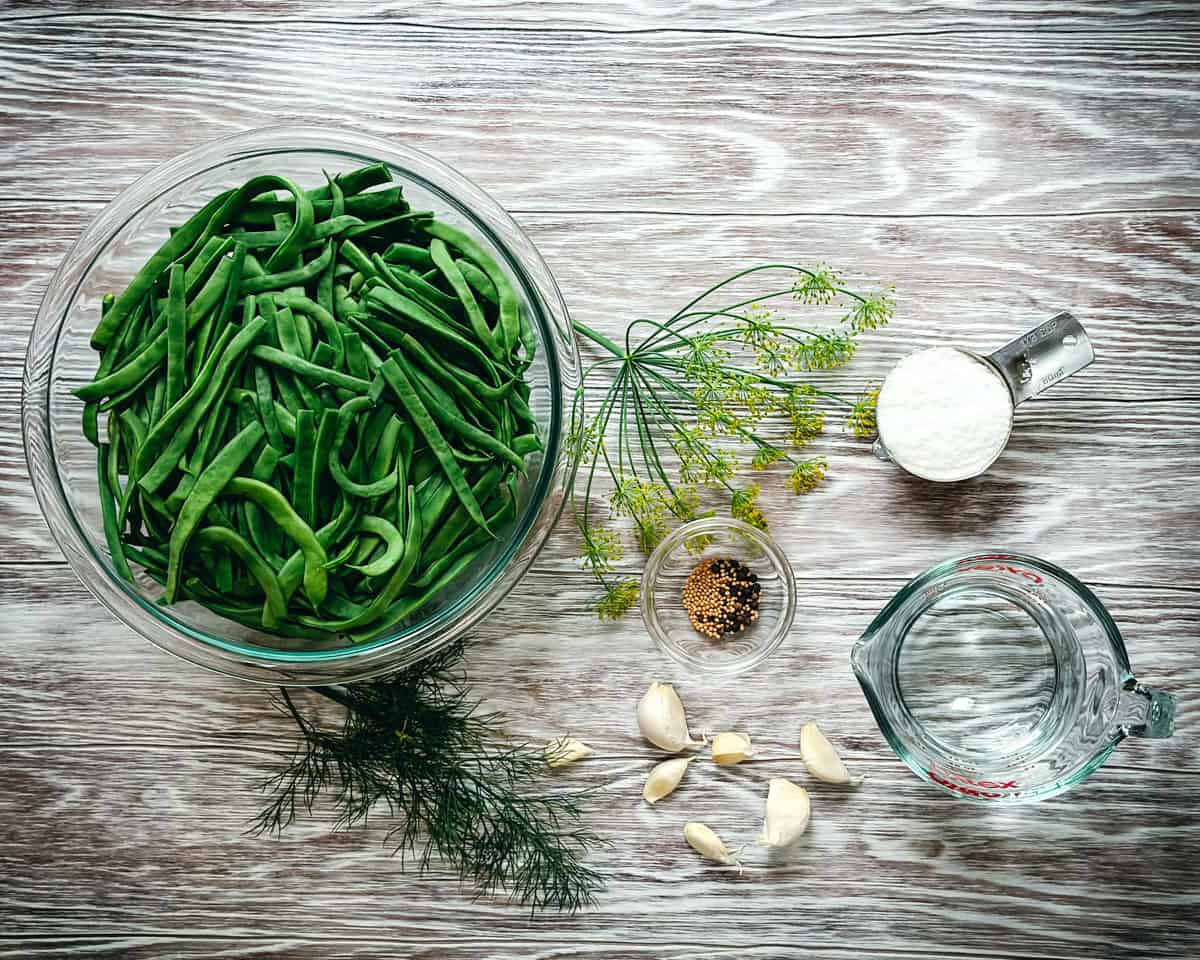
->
(251, 641, 606, 912)
(570, 263, 892, 617)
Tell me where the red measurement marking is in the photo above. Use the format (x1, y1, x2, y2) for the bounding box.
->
(957, 555, 1043, 584)
(928, 762, 1019, 798)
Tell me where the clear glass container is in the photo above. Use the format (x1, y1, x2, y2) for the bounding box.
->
(852, 552, 1176, 802)
(641, 517, 796, 677)
(22, 125, 580, 685)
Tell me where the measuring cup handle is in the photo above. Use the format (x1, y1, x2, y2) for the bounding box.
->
(987, 311, 1095, 405)
(1117, 680, 1176, 739)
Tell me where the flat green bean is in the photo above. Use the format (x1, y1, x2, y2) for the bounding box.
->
(379, 357, 492, 535)
(249, 345, 371, 394)
(193, 526, 287, 627)
(165, 421, 264, 602)
(225, 477, 329, 607)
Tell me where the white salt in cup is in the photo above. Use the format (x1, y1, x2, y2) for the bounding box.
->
(873, 313, 1095, 483)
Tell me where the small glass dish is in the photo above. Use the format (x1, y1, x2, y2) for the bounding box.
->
(640, 517, 796, 677)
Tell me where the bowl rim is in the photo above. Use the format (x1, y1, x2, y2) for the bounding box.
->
(639, 516, 797, 677)
(22, 123, 580, 684)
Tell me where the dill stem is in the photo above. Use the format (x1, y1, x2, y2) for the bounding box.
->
(572, 321, 625, 357)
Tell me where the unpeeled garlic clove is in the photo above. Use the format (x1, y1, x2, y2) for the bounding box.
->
(638, 682, 705, 752)
(758, 777, 811, 847)
(710, 731, 755, 766)
(545, 737, 593, 768)
(643, 756, 693, 804)
(683, 821, 740, 866)
(800, 722, 862, 785)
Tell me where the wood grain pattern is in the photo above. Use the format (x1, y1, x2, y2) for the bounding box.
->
(4, 1, 1200, 34)
(0, 17, 1198, 214)
(1, 4, 1198, 959)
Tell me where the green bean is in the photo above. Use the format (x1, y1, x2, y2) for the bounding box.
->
(281, 304, 313, 361)
(293, 410, 317, 527)
(411, 496, 513, 589)
(249, 345, 371, 394)
(225, 477, 329, 607)
(193, 242, 247, 375)
(242, 253, 267, 277)
(273, 492, 357, 607)
(328, 396, 397, 498)
(244, 443, 283, 561)
(382, 242, 435, 270)
(425, 219, 519, 354)
(430, 238, 502, 360)
(233, 213, 364, 248)
(267, 292, 345, 369)
(456, 258, 498, 305)
(402, 355, 524, 469)
(164, 263, 187, 407)
(98, 443, 133, 583)
(311, 408, 339, 525)
(380, 357, 492, 536)
(273, 400, 297, 438)
(165, 421, 264, 601)
(512, 433, 542, 456)
(82, 294, 120, 445)
(80, 165, 543, 639)
(348, 515, 404, 577)
(254, 363, 286, 450)
(241, 240, 333, 294)
(301, 486, 421, 632)
(346, 534, 480, 643)
(181, 235, 228, 290)
(397, 330, 513, 403)
(90, 188, 233, 349)
(422, 465, 502, 558)
(370, 251, 461, 320)
(116, 409, 148, 527)
(192, 526, 287, 627)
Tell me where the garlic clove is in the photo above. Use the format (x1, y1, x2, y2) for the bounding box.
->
(545, 737, 593, 768)
(683, 821, 740, 866)
(643, 756, 693, 804)
(758, 777, 811, 847)
(638, 682, 705, 753)
(710, 731, 755, 766)
(799, 722, 862, 785)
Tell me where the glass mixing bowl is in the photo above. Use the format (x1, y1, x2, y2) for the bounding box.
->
(22, 126, 580, 685)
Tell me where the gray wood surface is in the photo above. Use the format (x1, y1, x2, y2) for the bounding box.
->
(1, 4, 1197, 958)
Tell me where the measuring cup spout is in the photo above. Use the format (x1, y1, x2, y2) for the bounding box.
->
(1117, 679, 1177, 739)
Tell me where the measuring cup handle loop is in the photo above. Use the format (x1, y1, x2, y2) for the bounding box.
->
(1117, 679, 1177, 739)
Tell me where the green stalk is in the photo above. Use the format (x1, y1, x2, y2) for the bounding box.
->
(572, 320, 624, 357)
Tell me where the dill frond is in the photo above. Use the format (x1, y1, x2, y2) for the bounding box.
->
(250, 641, 606, 913)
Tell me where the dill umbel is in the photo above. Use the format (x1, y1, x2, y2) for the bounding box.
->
(251, 641, 605, 912)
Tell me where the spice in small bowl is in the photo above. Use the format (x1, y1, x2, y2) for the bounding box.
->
(683, 557, 761, 640)
(641, 517, 796, 676)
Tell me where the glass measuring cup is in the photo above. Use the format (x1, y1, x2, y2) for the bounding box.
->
(851, 552, 1176, 802)
(873, 312, 1096, 481)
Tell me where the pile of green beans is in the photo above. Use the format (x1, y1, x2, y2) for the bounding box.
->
(78, 163, 540, 642)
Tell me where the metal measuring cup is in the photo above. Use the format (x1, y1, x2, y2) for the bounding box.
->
(872, 312, 1096, 481)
